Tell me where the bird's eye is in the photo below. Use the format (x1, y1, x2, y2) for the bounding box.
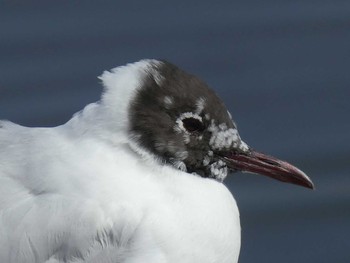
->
(182, 118, 205, 133)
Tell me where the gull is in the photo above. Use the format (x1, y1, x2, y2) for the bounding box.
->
(0, 59, 313, 263)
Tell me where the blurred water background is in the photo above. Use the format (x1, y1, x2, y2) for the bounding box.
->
(0, 1, 349, 262)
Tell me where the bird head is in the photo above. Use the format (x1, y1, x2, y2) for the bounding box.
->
(103, 60, 314, 189)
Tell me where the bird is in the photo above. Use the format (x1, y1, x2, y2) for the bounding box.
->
(0, 59, 313, 263)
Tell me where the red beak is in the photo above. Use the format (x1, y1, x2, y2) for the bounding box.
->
(223, 150, 314, 189)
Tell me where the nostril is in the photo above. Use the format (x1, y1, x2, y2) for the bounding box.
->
(262, 158, 280, 166)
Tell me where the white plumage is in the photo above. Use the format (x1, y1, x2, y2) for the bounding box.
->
(0, 60, 241, 263)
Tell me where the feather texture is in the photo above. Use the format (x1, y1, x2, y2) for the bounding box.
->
(0, 60, 240, 263)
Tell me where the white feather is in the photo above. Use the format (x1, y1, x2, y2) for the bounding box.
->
(0, 60, 240, 263)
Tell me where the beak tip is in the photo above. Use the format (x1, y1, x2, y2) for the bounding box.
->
(296, 169, 314, 190)
(305, 180, 315, 190)
(290, 167, 314, 190)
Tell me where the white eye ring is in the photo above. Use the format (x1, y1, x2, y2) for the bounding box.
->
(176, 112, 203, 134)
